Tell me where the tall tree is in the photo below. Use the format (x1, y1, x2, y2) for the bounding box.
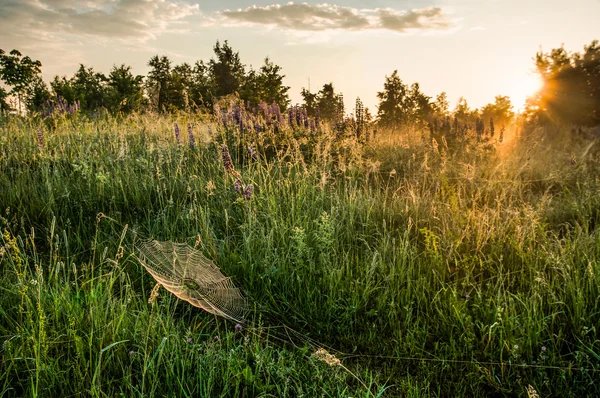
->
(376, 70, 408, 129)
(106, 64, 144, 113)
(170, 62, 193, 110)
(433, 92, 449, 117)
(0, 87, 10, 113)
(71, 64, 107, 112)
(25, 75, 51, 113)
(50, 75, 77, 105)
(407, 82, 433, 124)
(530, 40, 600, 126)
(209, 41, 245, 98)
(316, 83, 340, 122)
(0, 49, 43, 114)
(257, 57, 290, 110)
(189, 60, 213, 109)
(146, 55, 172, 112)
(301, 88, 318, 117)
(480, 95, 514, 130)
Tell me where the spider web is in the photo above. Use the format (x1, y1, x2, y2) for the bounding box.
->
(136, 240, 248, 323)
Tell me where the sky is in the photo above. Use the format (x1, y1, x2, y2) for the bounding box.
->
(1, 0, 599, 112)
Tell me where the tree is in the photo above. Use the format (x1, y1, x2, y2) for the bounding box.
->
(480, 95, 514, 131)
(50, 75, 77, 104)
(529, 40, 600, 126)
(106, 64, 144, 113)
(170, 62, 193, 110)
(257, 58, 290, 110)
(0, 49, 43, 114)
(317, 83, 340, 122)
(209, 41, 245, 98)
(25, 75, 51, 113)
(433, 92, 449, 116)
(0, 86, 10, 113)
(146, 55, 172, 112)
(301, 88, 318, 116)
(407, 82, 433, 124)
(376, 70, 408, 129)
(71, 64, 107, 112)
(189, 60, 213, 109)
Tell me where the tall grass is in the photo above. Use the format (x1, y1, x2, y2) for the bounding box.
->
(0, 111, 599, 397)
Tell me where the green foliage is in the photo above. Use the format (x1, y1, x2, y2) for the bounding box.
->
(376, 71, 435, 129)
(106, 64, 144, 113)
(1, 112, 599, 396)
(209, 40, 246, 99)
(0, 49, 43, 114)
(528, 40, 600, 126)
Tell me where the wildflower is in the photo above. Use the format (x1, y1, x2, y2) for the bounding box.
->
(243, 184, 254, 200)
(214, 335, 220, 342)
(235, 323, 243, 331)
(234, 179, 243, 194)
(221, 145, 237, 175)
(187, 337, 193, 344)
(187, 123, 195, 149)
(541, 346, 547, 352)
(129, 350, 135, 356)
(174, 123, 180, 144)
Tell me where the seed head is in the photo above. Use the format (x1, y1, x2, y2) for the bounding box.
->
(312, 348, 341, 367)
(36, 129, 44, 151)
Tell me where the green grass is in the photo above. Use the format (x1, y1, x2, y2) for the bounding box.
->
(0, 111, 599, 397)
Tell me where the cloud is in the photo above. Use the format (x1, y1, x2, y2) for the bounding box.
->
(377, 7, 454, 32)
(221, 3, 456, 33)
(0, 0, 200, 49)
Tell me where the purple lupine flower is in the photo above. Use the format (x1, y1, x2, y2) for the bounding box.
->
(234, 179, 243, 194)
(270, 103, 283, 124)
(221, 145, 236, 175)
(243, 184, 254, 200)
(174, 123, 181, 144)
(187, 123, 195, 149)
(259, 101, 268, 118)
(234, 324, 243, 331)
(36, 129, 44, 151)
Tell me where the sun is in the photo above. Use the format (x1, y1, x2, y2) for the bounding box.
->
(510, 72, 543, 111)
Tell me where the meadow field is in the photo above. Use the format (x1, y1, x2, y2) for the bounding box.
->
(1, 109, 599, 397)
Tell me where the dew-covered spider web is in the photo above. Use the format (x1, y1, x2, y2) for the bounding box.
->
(136, 239, 248, 323)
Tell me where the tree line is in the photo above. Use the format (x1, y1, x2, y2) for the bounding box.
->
(1, 40, 599, 130)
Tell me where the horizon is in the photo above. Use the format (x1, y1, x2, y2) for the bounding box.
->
(1, 0, 599, 112)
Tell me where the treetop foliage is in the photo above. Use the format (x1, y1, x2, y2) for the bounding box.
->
(0, 40, 599, 133)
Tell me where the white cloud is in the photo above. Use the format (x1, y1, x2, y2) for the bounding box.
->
(221, 3, 457, 33)
(0, 0, 200, 48)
